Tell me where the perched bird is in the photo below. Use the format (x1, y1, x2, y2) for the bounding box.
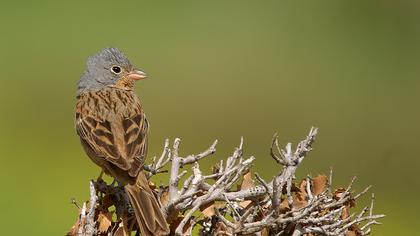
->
(75, 48, 169, 236)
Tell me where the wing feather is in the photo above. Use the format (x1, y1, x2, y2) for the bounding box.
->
(76, 88, 148, 176)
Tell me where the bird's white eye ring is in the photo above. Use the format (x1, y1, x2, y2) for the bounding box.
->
(111, 66, 122, 74)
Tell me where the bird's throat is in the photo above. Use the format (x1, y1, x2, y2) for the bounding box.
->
(115, 77, 135, 90)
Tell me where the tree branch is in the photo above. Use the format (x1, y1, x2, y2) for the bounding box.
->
(67, 127, 384, 236)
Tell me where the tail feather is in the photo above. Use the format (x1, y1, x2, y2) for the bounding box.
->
(125, 172, 169, 236)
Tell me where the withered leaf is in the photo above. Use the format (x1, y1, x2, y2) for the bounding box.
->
(279, 198, 290, 213)
(341, 206, 350, 219)
(97, 212, 113, 233)
(298, 179, 308, 199)
(214, 221, 234, 236)
(239, 170, 255, 208)
(292, 181, 308, 209)
(349, 199, 356, 208)
(334, 188, 356, 208)
(347, 224, 362, 236)
(160, 187, 170, 206)
(240, 170, 255, 190)
(290, 182, 301, 193)
(261, 227, 270, 236)
(200, 201, 216, 218)
(333, 188, 346, 200)
(346, 231, 357, 236)
(312, 175, 328, 195)
(200, 201, 226, 218)
(299, 179, 306, 194)
(293, 194, 308, 209)
(239, 199, 253, 208)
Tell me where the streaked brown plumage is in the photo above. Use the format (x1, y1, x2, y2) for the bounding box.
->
(75, 48, 169, 236)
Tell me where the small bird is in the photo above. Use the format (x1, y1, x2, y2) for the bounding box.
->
(75, 48, 169, 235)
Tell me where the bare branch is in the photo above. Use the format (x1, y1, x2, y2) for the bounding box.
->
(68, 127, 384, 236)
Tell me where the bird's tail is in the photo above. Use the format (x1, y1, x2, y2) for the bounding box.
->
(124, 172, 169, 236)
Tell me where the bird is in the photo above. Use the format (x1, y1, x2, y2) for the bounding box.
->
(75, 47, 169, 236)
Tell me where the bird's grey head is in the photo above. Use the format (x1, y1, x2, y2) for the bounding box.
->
(77, 48, 147, 95)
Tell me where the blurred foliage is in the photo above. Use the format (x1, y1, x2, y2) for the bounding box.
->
(0, 0, 419, 235)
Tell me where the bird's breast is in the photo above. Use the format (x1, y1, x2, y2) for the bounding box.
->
(76, 87, 143, 120)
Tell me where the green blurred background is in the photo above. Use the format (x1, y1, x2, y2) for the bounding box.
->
(1, 0, 419, 235)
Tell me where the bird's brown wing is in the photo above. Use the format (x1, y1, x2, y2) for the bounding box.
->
(75, 89, 148, 178)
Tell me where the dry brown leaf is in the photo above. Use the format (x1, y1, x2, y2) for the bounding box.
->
(346, 231, 357, 236)
(290, 182, 301, 193)
(312, 175, 328, 195)
(238, 170, 255, 208)
(213, 221, 234, 236)
(292, 181, 308, 209)
(349, 199, 356, 208)
(341, 206, 350, 219)
(293, 194, 308, 209)
(333, 188, 346, 200)
(279, 198, 290, 213)
(346, 225, 362, 236)
(160, 187, 170, 206)
(347, 224, 362, 236)
(200, 201, 226, 218)
(239, 199, 253, 208)
(299, 179, 306, 193)
(298, 179, 308, 199)
(261, 227, 270, 236)
(334, 188, 356, 208)
(240, 170, 255, 190)
(200, 201, 216, 218)
(97, 212, 113, 233)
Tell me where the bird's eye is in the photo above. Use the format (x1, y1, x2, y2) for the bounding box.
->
(111, 66, 122, 74)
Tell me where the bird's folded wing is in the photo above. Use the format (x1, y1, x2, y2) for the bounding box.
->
(76, 111, 148, 177)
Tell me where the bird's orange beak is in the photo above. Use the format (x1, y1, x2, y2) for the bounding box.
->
(127, 70, 147, 80)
